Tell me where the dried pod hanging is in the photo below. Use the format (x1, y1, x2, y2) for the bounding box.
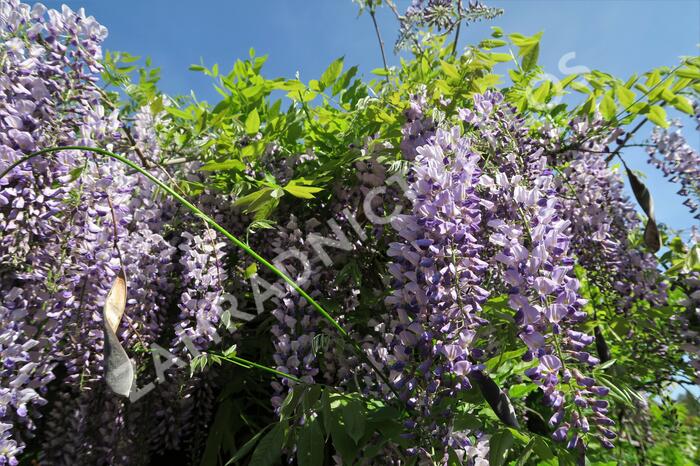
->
(103, 269, 134, 397)
(625, 167, 661, 252)
(472, 370, 520, 428)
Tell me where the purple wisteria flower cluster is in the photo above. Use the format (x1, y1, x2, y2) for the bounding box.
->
(264, 217, 324, 407)
(647, 120, 700, 219)
(385, 127, 488, 448)
(555, 120, 666, 312)
(396, 1, 503, 52)
(471, 94, 618, 452)
(0, 2, 242, 463)
(0, 2, 115, 462)
(1, 0, 696, 464)
(377, 91, 627, 458)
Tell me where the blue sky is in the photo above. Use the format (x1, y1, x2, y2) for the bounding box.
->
(45, 0, 700, 234)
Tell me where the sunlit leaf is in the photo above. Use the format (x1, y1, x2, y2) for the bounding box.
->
(283, 179, 324, 199)
(320, 57, 344, 90)
(599, 91, 616, 120)
(645, 105, 669, 128)
(200, 159, 245, 172)
(245, 108, 261, 135)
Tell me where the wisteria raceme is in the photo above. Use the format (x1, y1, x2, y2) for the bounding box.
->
(381, 91, 617, 457)
(267, 217, 324, 409)
(647, 120, 700, 219)
(399, 88, 436, 161)
(554, 120, 666, 311)
(386, 127, 488, 437)
(396, 0, 503, 52)
(0, 2, 230, 462)
(0, 2, 118, 462)
(459, 92, 613, 451)
(265, 215, 368, 407)
(173, 230, 227, 352)
(34, 150, 178, 465)
(679, 269, 700, 385)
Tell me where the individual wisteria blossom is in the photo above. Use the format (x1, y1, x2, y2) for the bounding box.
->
(463, 433, 490, 466)
(647, 120, 700, 219)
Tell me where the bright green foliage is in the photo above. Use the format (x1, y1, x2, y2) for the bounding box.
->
(95, 6, 700, 465)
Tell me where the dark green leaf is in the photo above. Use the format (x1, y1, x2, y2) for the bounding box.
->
(330, 415, 356, 464)
(225, 425, 272, 465)
(200, 400, 235, 466)
(453, 412, 481, 431)
(248, 422, 285, 466)
(531, 437, 554, 460)
(321, 389, 332, 434)
(302, 384, 323, 412)
(68, 166, 85, 182)
(489, 429, 514, 466)
(280, 385, 306, 420)
(297, 417, 324, 466)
